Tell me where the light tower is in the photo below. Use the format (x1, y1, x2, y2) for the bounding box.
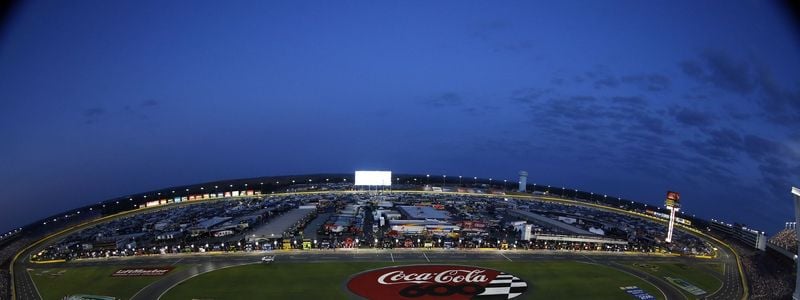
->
(518, 171, 528, 192)
(792, 186, 800, 300)
(664, 191, 680, 243)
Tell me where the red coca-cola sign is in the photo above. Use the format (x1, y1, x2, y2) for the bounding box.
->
(346, 265, 528, 300)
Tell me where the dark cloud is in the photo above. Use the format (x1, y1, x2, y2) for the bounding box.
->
(121, 99, 163, 120)
(679, 60, 705, 80)
(501, 40, 535, 52)
(510, 88, 551, 104)
(679, 128, 746, 164)
(571, 122, 599, 131)
(668, 106, 715, 127)
(581, 66, 620, 89)
(743, 135, 783, 162)
(83, 107, 105, 117)
(473, 137, 542, 158)
(757, 157, 800, 200)
(550, 78, 566, 85)
(82, 107, 105, 124)
(683, 91, 711, 101)
(679, 50, 799, 127)
(620, 73, 671, 91)
(469, 20, 511, 41)
(593, 76, 619, 89)
(570, 95, 596, 102)
(754, 66, 800, 124)
(681, 50, 756, 94)
(611, 143, 680, 179)
(707, 128, 743, 150)
(536, 95, 607, 122)
(738, 134, 800, 199)
(681, 139, 738, 163)
(681, 155, 739, 184)
(423, 92, 463, 107)
(477, 20, 510, 31)
(631, 113, 672, 135)
(141, 99, 159, 107)
(569, 68, 670, 92)
(610, 96, 647, 109)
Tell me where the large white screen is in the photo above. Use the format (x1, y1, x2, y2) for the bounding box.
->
(355, 171, 392, 186)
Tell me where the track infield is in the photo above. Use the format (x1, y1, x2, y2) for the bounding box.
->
(160, 261, 665, 300)
(29, 265, 185, 300)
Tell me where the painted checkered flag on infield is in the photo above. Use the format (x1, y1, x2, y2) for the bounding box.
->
(473, 272, 528, 299)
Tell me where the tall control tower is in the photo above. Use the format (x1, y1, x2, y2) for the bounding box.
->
(519, 171, 528, 192)
(792, 187, 800, 300)
(664, 191, 681, 243)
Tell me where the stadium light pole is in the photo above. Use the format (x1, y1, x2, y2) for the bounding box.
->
(792, 186, 800, 300)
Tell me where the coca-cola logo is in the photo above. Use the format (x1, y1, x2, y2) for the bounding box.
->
(346, 265, 528, 300)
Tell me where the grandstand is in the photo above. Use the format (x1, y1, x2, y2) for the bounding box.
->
(769, 223, 797, 254)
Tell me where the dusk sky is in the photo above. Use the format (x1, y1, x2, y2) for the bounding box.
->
(1, 1, 799, 234)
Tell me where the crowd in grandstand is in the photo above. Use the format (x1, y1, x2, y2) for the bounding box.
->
(769, 227, 797, 253)
(0, 234, 43, 299)
(732, 242, 793, 299)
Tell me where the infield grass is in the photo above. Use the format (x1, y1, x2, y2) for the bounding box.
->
(161, 261, 665, 300)
(631, 262, 723, 299)
(29, 265, 184, 300)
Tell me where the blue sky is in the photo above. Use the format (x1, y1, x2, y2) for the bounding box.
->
(1, 1, 799, 234)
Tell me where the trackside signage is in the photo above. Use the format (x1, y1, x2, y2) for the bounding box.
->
(346, 265, 528, 300)
(111, 267, 173, 277)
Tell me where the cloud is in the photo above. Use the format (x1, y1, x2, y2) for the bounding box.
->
(83, 107, 105, 117)
(681, 139, 738, 163)
(737, 134, 800, 199)
(140, 99, 159, 107)
(620, 73, 671, 91)
(610, 96, 647, 110)
(631, 113, 672, 136)
(679, 60, 705, 80)
(679, 49, 800, 127)
(701, 50, 756, 94)
(573, 68, 671, 92)
(754, 66, 800, 124)
(678, 128, 746, 164)
(473, 137, 543, 158)
(469, 20, 511, 41)
(82, 107, 105, 124)
(423, 92, 463, 108)
(757, 157, 800, 200)
(570, 95, 596, 102)
(707, 128, 743, 150)
(668, 106, 715, 127)
(581, 66, 621, 89)
(681, 50, 756, 94)
(593, 76, 619, 89)
(743, 135, 781, 162)
(501, 40, 536, 53)
(510, 88, 551, 104)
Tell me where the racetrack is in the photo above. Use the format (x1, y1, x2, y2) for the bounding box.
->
(11, 191, 746, 300)
(24, 249, 725, 300)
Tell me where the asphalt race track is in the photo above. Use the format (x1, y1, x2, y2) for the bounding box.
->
(10, 192, 746, 300)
